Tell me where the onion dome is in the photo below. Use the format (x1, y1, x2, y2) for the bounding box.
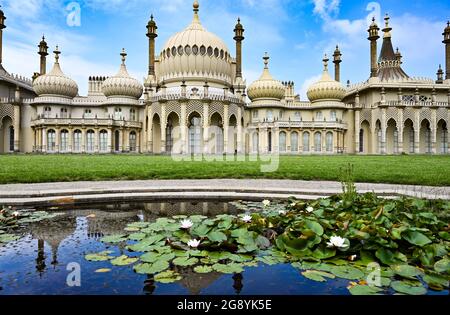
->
(247, 53, 285, 101)
(158, 1, 232, 86)
(33, 46, 79, 98)
(307, 55, 346, 103)
(102, 49, 143, 99)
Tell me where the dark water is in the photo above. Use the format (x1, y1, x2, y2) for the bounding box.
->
(0, 201, 446, 295)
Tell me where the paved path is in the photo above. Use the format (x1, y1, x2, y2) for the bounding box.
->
(0, 179, 448, 206)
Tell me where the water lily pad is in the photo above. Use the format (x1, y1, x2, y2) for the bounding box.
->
(0, 234, 20, 243)
(391, 280, 427, 295)
(85, 251, 114, 262)
(140, 252, 161, 263)
(422, 273, 449, 291)
(326, 265, 365, 280)
(128, 232, 146, 241)
(124, 227, 141, 232)
(193, 265, 214, 273)
(207, 231, 227, 243)
(134, 260, 170, 274)
(212, 263, 244, 274)
(111, 255, 138, 266)
(100, 234, 127, 244)
(173, 256, 199, 267)
(402, 231, 432, 247)
(391, 264, 422, 279)
(349, 285, 383, 295)
(302, 270, 335, 282)
(154, 270, 182, 283)
(434, 258, 450, 273)
(304, 220, 324, 236)
(95, 268, 111, 273)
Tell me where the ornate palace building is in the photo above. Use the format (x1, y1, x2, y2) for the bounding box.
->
(0, 1, 449, 155)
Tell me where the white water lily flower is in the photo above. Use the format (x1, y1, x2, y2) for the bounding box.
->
(278, 210, 287, 215)
(180, 219, 193, 229)
(349, 255, 357, 261)
(187, 239, 201, 248)
(327, 236, 349, 248)
(290, 202, 297, 207)
(306, 206, 314, 213)
(12, 211, 20, 217)
(242, 215, 252, 223)
(262, 200, 271, 207)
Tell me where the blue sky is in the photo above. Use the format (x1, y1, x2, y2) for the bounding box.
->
(2, 0, 450, 98)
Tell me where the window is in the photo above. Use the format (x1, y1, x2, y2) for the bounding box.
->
(409, 130, 415, 153)
(441, 128, 448, 154)
(86, 130, 95, 152)
(207, 46, 213, 57)
(291, 132, 298, 152)
(359, 129, 364, 153)
(294, 112, 301, 121)
(279, 132, 286, 152)
(115, 108, 122, 120)
(129, 131, 137, 152)
(47, 129, 56, 152)
(44, 107, 51, 118)
(130, 109, 136, 121)
(60, 108, 68, 118)
(252, 132, 259, 153)
(316, 111, 323, 121)
(402, 95, 414, 102)
(314, 132, 322, 152)
(302, 132, 310, 153)
(419, 95, 428, 102)
(279, 111, 284, 120)
(8, 126, 14, 152)
(252, 110, 258, 118)
(394, 130, 399, 154)
(171, 46, 177, 56)
(214, 48, 219, 58)
(192, 45, 199, 55)
(60, 130, 68, 152)
(330, 111, 336, 122)
(185, 45, 191, 55)
(267, 110, 273, 122)
(177, 45, 184, 56)
(84, 109, 93, 118)
(189, 116, 202, 154)
(73, 130, 81, 152)
(99, 130, 108, 152)
(326, 132, 333, 152)
(200, 45, 206, 56)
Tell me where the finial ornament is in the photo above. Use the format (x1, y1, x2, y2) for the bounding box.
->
(54, 46, 60, 63)
(193, 0, 199, 13)
(121, 48, 127, 64)
(384, 14, 390, 28)
(263, 52, 269, 69)
(323, 54, 329, 71)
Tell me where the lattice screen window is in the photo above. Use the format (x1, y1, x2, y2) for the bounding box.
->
(402, 95, 414, 102)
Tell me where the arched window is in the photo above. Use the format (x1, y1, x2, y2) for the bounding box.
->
(130, 108, 136, 121)
(291, 132, 298, 152)
(44, 107, 51, 118)
(359, 129, 364, 153)
(316, 111, 323, 121)
(192, 45, 199, 55)
(314, 132, 322, 152)
(177, 45, 183, 56)
(303, 132, 310, 153)
(330, 111, 336, 122)
(129, 131, 137, 152)
(252, 132, 259, 153)
(9, 126, 14, 152)
(189, 116, 202, 154)
(267, 110, 273, 122)
(47, 129, 56, 152)
(207, 46, 213, 57)
(60, 130, 68, 152)
(86, 130, 95, 152)
(279, 131, 286, 152)
(115, 108, 122, 120)
(73, 130, 81, 152)
(99, 130, 108, 152)
(326, 132, 333, 152)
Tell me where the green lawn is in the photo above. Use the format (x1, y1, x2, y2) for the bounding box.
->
(0, 154, 449, 186)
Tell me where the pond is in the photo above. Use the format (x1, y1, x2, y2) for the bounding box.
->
(0, 197, 448, 295)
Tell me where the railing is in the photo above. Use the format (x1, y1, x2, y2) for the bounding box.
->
(250, 120, 348, 129)
(31, 118, 142, 128)
(150, 91, 242, 104)
(382, 101, 449, 107)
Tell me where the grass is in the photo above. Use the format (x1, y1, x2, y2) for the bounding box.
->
(0, 154, 449, 186)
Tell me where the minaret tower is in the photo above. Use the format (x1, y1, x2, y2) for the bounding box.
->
(234, 18, 245, 80)
(333, 45, 342, 82)
(367, 17, 380, 79)
(443, 21, 450, 82)
(146, 14, 157, 77)
(0, 6, 6, 66)
(38, 35, 49, 75)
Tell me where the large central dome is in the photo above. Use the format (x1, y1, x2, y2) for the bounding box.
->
(157, 1, 233, 87)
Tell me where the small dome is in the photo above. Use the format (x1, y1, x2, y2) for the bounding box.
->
(158, 1, 232, 86)
(102, 49, 143, 99)
(247, 54, 285, 101)
(307, 55, 346, 103)
(33, 47, 78, 98)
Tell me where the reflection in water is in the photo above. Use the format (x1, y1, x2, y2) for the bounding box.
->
(232, 273, 243, 294)
(35, 239, 46, 276)
(143, 275, 156, 295)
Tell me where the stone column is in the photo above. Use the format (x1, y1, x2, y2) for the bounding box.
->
(237, 106, 243, 153)
(55, 128, 60, 153)
(68, 128, 73, 152)
(397, 109, 404, 154)
(160, 103, 166, 153)
(274, 127, 280, 153)
(414, 111, 420, 153)
(94, 128, 99, 153)
(180, 102, 187, 154)
(107, 129, 112, 152)
(223, 104, 229, 154)
(380, 108, 387, 154)
(13, 105, 20, 152)
(431, 108, 437, 154)
(202, 102, 210, 154)
(354, 110, 360, 153)
(42, 127, 47, 153)
(147, 106, 153, 153)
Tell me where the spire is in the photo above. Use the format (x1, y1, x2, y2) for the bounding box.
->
(120, 48, 127, 65)
(54, 45, 60, 63)
(263, 52, 269, 69)
(382, 14, 392, 38)
(193, 0, 200, 24)
(323, 54, 329, 72)
(436, 64, 444, 83)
